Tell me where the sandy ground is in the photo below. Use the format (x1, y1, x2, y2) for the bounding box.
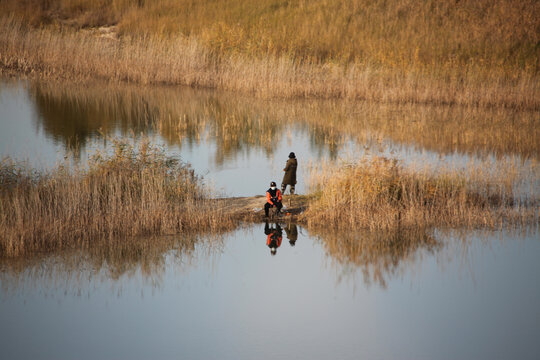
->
(214, 195, 309, 222)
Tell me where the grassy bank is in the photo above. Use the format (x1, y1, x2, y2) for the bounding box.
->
(302, 157, 538, 230)
(1, 0, 539, 108)
(1, 139, 537, 258)
(3, 0, 538, 71)
(0, 138, 235, 257)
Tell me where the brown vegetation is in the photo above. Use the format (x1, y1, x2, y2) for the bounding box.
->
(0, 80, 537, 257)
(0, 138, 236, 257)
(1, 0, 539, 109)
(3, 0, 538, 72)
(302, 157, 539, 230)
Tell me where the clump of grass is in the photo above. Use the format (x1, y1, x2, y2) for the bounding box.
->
(302, 157, 538, 230)
(0, 137, 235, 257)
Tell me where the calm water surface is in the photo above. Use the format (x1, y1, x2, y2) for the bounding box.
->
(0, 78, 348, 196)
(1, 225, 539, 360)
(1, 78, 539, 359)
(1, 78, 538, 197)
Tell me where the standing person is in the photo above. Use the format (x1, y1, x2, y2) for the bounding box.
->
(281, 152, 298, 195)
(265, 181, 283, 217)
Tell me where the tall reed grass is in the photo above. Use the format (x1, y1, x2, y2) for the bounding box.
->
(0, 14, 538, 109)
(19, 79, 540, 206)
(3, 0, 538, 72)
(303, 157, 539, 230)
(0, 137, 235, 257)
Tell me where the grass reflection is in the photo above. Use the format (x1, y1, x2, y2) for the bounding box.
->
(1, 223, 438, 293)
(29, 80, 540, 164)
(312, 227, 441, 288)
(0, 233, 223, 296)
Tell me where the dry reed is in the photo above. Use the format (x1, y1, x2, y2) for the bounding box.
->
(302, 156, 539, 230)
(0, 12, 538, 109)
(3, 1, 538, 71)
(19, 79, 540, 208)
(0, 137, 235, 257)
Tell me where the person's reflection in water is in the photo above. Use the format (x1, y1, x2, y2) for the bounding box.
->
(284, 222, 298, 246)
(265, 221, 283, 256)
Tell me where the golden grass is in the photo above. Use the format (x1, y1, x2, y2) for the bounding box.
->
(0, 12, 538, 109)
(3, 0, 538, 72)
(302, 156, 539, 230)
(0, 137, 235, 258)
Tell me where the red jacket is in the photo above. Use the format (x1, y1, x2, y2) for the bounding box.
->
(266, 188, 282, 205)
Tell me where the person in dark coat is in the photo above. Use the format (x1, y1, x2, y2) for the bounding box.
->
(281, 152, 297, 194)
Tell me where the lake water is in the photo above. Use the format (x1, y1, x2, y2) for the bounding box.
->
(1, 77, 539, 359)
(1, 225, 539, 360)
(1, 78, 539, 197)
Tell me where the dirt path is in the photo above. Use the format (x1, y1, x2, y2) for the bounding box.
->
(214, 195, 309, 222)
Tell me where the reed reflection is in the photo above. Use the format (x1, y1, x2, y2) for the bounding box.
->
(0, 234, 222, 296)
(312, 227, 441, 288)
(29, 80, 540, 167)
(30, 83, 153, 157)
(29, 82, 319, 164)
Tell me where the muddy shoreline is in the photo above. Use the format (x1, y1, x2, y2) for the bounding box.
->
(214, 195, 310, 223)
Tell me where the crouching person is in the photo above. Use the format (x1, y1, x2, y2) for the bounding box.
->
(265, 181, 283, 217)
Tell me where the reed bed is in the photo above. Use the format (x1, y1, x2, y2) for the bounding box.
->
(3, 1, 538, 71)
(0, 14, 538, 109)
(0, 138, 235, 257)
(302, 157, 539, 230)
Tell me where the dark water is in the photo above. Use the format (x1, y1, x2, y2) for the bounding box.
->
(1, 225, 539, 360)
